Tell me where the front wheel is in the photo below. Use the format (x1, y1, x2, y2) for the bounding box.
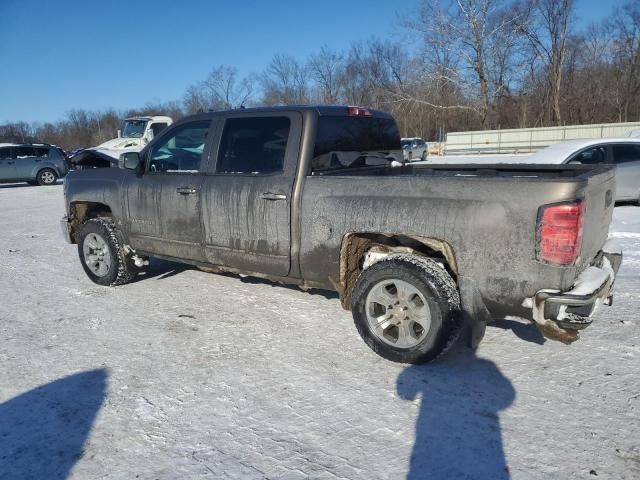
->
(351, 255, 461, 363)
(37, 168, 58, 185)
(77, 218, 137, 286)
(421, 150, 427, 161)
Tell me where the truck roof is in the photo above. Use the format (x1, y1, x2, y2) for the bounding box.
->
(190, 105, 395, 120)
(0, 142, 57, 148)
(124, 116, 173, 122)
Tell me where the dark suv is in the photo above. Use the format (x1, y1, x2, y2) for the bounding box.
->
(0, 143, 69, 185)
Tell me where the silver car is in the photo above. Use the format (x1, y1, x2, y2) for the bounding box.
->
(527, 138, 640, 204)
(0, 143, 69, 185)
(401, 137, 428, 162)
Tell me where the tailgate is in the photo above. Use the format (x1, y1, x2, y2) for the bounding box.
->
(576, 167, 616, 273)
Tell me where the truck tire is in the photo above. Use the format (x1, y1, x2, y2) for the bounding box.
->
(351, 255, 461, 363)
(36, 168, 57, 185)
(77, 217, 136, 286)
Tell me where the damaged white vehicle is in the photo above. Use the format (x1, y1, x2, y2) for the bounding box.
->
(95, 116, 173, 159)
(71, 116, 173, 169)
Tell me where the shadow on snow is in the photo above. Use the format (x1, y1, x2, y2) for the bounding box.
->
(397, 347, 515, 479)
(0, 369, 107, 480)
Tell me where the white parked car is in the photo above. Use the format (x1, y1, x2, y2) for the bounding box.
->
(527, 139, 640, 203)
(401, 137, 428, 162)
(432, 138, 640, 204)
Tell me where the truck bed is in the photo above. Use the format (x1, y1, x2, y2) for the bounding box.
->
(301, 163, 616, 319)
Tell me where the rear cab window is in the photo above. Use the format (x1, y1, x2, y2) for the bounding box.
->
(311, 115, 402, 174)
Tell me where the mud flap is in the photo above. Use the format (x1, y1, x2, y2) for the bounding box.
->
(469, 319, 487, 349)
(458, 276, 491, 350)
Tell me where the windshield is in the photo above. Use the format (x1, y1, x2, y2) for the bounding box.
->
(122, 120, 148, 138)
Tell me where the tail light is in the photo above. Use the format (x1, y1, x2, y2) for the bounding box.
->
(347, 106, 372, 117)
(537, 200, 585, 265)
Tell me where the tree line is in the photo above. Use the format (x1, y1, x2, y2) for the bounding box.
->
(1, 0, 638, 149)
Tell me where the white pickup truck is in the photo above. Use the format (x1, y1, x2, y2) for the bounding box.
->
(71, 116, 174, 169)
(95, 116, 173, 159)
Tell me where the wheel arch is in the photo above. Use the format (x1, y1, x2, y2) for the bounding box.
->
(35, 165, 59, 181)
(68, 201, 113, 243)
(338, 232, 458, 309)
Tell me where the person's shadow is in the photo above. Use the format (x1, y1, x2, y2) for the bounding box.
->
(0, 369, 107, 480)
(397, 349, 515, 479)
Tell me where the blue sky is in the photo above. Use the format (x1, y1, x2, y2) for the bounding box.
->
(0, 0, 626, 124)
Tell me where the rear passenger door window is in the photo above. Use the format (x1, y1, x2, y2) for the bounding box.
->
(148, 121, 210, 173)
(613, 144, 640, 164)
(216, 117, 290, 174)
(14, 146, 36, 159)
(13, 146, 39, 177)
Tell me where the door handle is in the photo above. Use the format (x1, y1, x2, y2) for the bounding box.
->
(261, 192, 287, 201)
(176, 186, 197, 195)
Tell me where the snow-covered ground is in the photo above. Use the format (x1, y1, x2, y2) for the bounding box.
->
(0, 183, 638, 480)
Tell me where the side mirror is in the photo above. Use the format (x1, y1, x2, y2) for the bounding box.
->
(120, 152, 142, 172)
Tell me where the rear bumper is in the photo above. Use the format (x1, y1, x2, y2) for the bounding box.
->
(531, 239, 622, 343)
(60, 214, 72, 244)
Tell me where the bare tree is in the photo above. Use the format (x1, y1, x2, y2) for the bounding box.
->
(607, 1, 640, 122)
(406, 0, 525, 127)
(0, 122, 36, 143)
(308, 46, 344, 104)
(184, 66, 254, 113)
(521, 0, 574, 125)
(5, 2, 640, 148)
(261, 54, 310, 105)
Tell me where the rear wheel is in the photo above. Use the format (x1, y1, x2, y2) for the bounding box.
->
(37, 168, 57, 185)
(77, 218, 137, 286)
(421, 150, 427, 161)
(351, 255, 461, 363)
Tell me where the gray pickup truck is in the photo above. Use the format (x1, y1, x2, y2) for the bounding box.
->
(61, 105, 622, 363)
